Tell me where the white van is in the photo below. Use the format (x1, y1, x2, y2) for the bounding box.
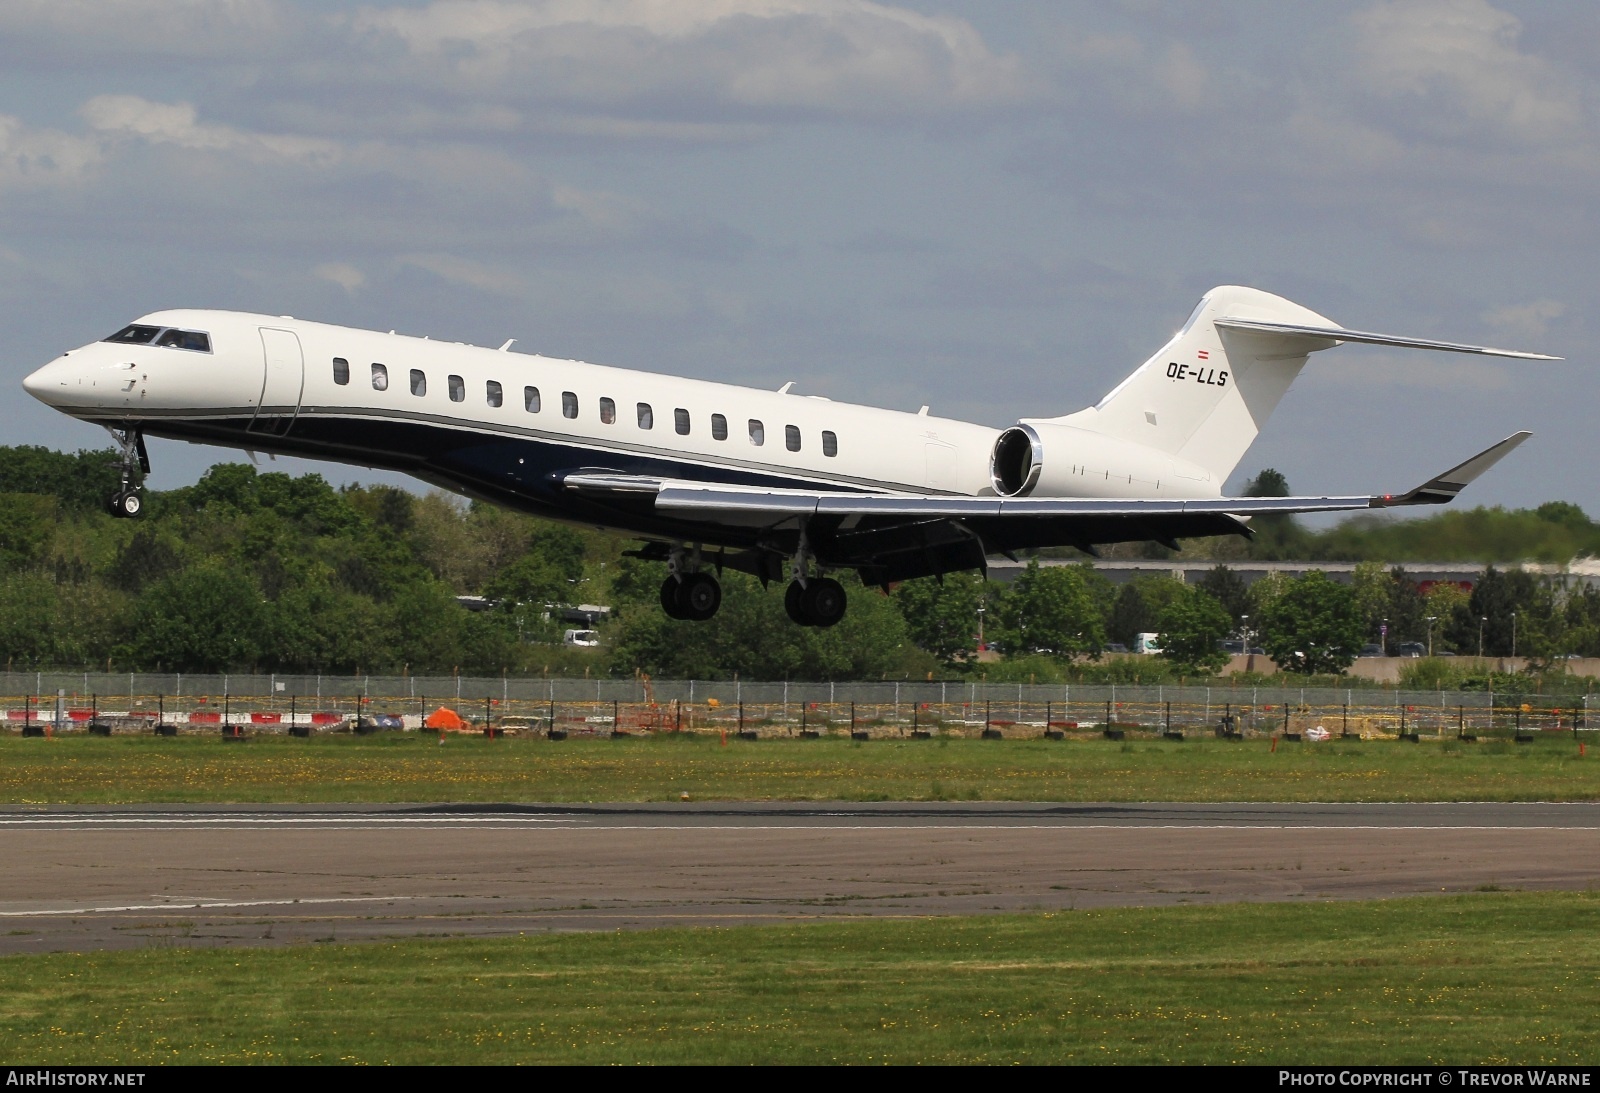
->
(563, 629, 600, 647)
(1133, 632, 1163, 655)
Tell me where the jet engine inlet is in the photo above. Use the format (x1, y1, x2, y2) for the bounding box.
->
(991, 425, 1042, 497)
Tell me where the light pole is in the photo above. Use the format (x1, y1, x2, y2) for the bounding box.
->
(1512, 612, 1518, 660)
(1381, 617, 1388, 657)
(976, 604, 986, 654)
(1426, 615, 1438, 657)
(1240, 614, 1250, 652)
(1479, 616, 1487, 659)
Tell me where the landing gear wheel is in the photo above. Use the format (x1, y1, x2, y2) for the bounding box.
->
(659, 577, 689, 620)
(802, 577, 847, 628)
(679, 572, 721, 621)
(785, 580, 813, 626)
(110, 489, 143, 519)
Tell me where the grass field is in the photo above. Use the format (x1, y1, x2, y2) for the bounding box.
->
(2, 892, 1595, 1064)
(1, 730, 1595, 804)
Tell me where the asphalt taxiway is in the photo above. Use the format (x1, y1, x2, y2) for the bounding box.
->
(1, 802, 1594, 952)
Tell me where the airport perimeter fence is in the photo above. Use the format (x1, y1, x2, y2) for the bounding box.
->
(1, 672, 1595, 742)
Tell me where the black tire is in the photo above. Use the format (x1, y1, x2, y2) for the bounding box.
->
(803, 577, 847, 628)
(784, 580, 813, 626)
(659, 577, 688, 619)
(117, 490, 143, 519)
(680, 572, 721, 621)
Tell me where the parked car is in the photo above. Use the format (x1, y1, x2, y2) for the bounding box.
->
(1394, 641, 1426, 658)
(1360, 643, 1383, 657)
(563, 629, 600, 647)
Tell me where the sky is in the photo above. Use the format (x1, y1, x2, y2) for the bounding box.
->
(0, 0, 1595, 517)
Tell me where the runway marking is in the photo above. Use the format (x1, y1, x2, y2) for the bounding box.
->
(0, 820, 1595, 832)
(0, 895, 421, 917)
(0, 819, 576, 832)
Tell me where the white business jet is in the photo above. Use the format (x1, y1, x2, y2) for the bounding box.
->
(23, 286, 1552, 627)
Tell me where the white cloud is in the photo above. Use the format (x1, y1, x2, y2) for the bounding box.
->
(315, 262, 366, 293)
(80, 95, 341, 167)
(342, 0, 1033, 120)
(1351, 0, 1588, 148)
(0, 0, 287, 58)
(0, 115, 103, 191)
(1482, 299, 1565, 340)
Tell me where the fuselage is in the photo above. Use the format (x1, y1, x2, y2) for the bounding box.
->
(23, 309, 1218, 550)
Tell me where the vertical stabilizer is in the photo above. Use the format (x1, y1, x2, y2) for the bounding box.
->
(1049, 286, 1339, 484)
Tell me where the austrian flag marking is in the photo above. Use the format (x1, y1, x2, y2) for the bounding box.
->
(1197, 349, 1209, 359)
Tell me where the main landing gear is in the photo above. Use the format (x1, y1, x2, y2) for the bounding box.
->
(660, 571, 722, 621)
(105, 425, 149, 519)
(784, 576, 846, 628)
(782, 524, 847, 628)
(659, 545, 722, 621)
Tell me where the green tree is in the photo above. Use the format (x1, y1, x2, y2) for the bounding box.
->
(893, 572, 984, 664)
(0, 445, 123, 512)
(126, 565, 266, 671)
(610, 571, 930, 681)
(1196, 565, 1250, 626)
(1242, 467, 1306, 559)
(1257, 570, 1366, 675)
(992, 561, 1106, 657)
(1156, 587, 1232, 674)
(0, 494, 58, 572)
(1106, 583, 1150, 647)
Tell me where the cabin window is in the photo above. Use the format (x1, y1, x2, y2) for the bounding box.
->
(785, 425, 801, 452)
(524, 386, 540, 412)
(711, 413, 728, 441)
(822, 430, 838, 457)
(332, 358, 350, 385)
(410, 369, 427, 397)
(674, 408, 690, 435)
(748, 419, 764, 446)
(448, 374, 465, 402)
(104, 324, 160, 345)
(562, 391, 578, 419)
(486, 380, 503, 408)
(155, 329, 211, 352)
(599, 397, 616, 424)
(371, 363, 389, 391)
(637, 403, 653, 429)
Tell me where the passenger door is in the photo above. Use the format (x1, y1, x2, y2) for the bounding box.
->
(251, 327, 305, 436)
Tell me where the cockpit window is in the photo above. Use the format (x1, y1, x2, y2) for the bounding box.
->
(154, 329, 211, 352)
(104, 325, 161, 345)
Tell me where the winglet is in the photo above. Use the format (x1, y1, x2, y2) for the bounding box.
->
(1373, 431, 1532, 508)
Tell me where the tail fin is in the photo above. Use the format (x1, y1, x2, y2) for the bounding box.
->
(1048, 285, 1334, 485)
(1047, 285, 1557, 487)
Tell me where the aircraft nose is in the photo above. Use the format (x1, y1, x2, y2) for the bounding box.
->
(22, 364, 52, 403)
(23, 358, 67, 404)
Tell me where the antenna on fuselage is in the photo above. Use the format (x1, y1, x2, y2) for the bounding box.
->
(499, 339, 516, 352)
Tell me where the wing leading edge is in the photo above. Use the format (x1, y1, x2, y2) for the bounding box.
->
(563, 431, 1531, 522)
(562, 432, 1529, 584)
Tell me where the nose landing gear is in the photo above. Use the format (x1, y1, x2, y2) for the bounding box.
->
(104, 426, 149, 519)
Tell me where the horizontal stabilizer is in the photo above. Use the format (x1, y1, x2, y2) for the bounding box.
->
(1214, 318, 1561, 360)
(1375, 431, 1533, 507)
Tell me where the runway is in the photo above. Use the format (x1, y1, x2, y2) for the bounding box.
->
(1, 802, 1596, 953)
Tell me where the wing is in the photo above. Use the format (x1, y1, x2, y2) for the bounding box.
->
(563, 432, 1530, 583)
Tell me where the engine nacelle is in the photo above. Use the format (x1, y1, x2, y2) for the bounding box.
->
(989, 421, 1216, 499)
